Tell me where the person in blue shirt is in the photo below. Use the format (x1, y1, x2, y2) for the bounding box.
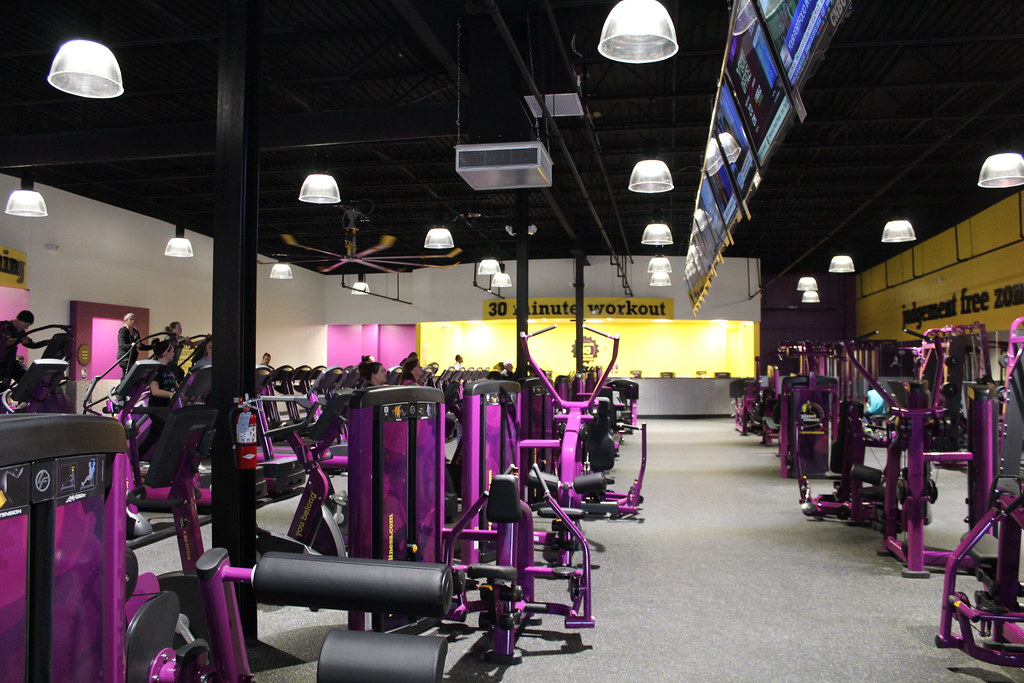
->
(865, 388, 886, 417)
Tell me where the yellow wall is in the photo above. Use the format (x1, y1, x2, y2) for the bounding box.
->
(419, 319, 757, 378)
(856, 192, 1024, 339)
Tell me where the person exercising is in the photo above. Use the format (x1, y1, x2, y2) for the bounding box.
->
(137, 340, 179, 457)
(399, 357, 423, 385)
(117, 313, 153, 374)
(0, 310, 46, 387)
(358, 359, 387, 387)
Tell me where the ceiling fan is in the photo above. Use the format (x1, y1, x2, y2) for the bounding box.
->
(277, 209, 462, 273)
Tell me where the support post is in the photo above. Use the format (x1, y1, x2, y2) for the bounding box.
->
(515, 190, 529, 378)
(211, 0, 261, 637)
(574, 252, 586, 374)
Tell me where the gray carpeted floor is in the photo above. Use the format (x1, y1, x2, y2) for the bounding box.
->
(134, 418, 1024, 682)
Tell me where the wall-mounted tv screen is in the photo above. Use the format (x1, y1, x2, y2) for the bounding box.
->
(713, 84, 759, 202)
(725, 10, 794, 165)
(760, 0, 834, 89)
(697, 177, 729, 254)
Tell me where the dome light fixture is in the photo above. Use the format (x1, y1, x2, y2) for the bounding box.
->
(718, 132, 741, 163)
(298, 172, 341, 204)
(650, 271, 672, 287)
(641, 210, 673, 245)
(5, 173, 48, 217)
(801, 290, 820, 303)
(48, 39, 123, 99)
(477, 258, 500, 276)
(978, 152, 1024, 188)
(491, 263, 512, 289)
(828, 255, 855, 273)
(647, 256, 672, 273)
(269, 263, 293, 279)
(693, 208, 709, 233)
(597, 0, 678, 65)
(164, 225, 194, 258)
(424, 225, 455, 249)
(628, 140, 674, 193)
(796, 276, 818, 292)
(881, 219, 916, 243)
(351, 280, 369, 295)
(705, 138, 724, 175)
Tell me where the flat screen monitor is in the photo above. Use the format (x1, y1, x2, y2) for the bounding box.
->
(713, 83, 759, 201)
(760, 0, 834, 89)
(725, 10, 795, 165)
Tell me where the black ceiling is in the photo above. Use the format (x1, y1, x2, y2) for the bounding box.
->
(1, 1, 1022, 289)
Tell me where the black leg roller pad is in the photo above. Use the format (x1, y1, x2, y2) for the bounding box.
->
(317, 629, 448, 683)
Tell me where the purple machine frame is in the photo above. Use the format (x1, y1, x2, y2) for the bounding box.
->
(347, 384, 446, 632)
(459, 379, 521, 565)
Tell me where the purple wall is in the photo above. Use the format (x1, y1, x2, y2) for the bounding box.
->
(327, 324, 415, 368)
(91, 318, 124, 380)
(759, 272, 856, 374)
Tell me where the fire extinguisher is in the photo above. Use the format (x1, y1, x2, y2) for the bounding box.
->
(234, 398, 258, 470)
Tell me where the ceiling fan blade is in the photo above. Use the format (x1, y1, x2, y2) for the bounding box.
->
(318, 259, 351, 273)
(406, 247, 463, 259)
(353, 234, 396, 259)
(280, 233, 346, 259)
(360, 260, 400, 274)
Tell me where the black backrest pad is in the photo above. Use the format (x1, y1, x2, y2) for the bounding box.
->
(253, 552, 452, 617)
(486, 475, 522, 524)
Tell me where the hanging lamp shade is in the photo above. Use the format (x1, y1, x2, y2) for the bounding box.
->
(641, 221, 673, 246)
(978, 153, 1024, 188)
(298, 173, 341, 204)
(597, 0, 678, 64)
(48, 39, 123, 99)
(164, 226, 194, 258)
(796, 276, 818, 292)
(650, 271, 672, 287)
(424, 226, 454, 249)
(828, 255, 855, 273)
(269, 263, 293, 279)
(801, 290, 820, 303)
(881, 219, 916, 243)
(491, 271, 512, 288)
(705, 138, 724, 174)
(6, 175, 48, 217)
(647, 256, 672, 273)
(718, 132, 741, 163)
(693, 208, 709, 233)
(628, 158, 674, 193)
(477, 258, 500, 276)
(351, 281, 369, 295)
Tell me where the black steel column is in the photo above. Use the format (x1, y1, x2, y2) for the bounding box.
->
(515, 190, 529, 377)
(574, 252, 585, 374)
(212, 0, 260, 637)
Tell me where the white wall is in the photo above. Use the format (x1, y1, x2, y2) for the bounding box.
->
(0, 179, 327, 365)
(323, 255, 761, 323)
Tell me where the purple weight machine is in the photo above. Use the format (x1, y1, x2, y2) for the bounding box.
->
(775, 341, 842, 481)
(937, 316, 1024, 660)
(346, 384, 447, 632)
(520, 325, 647, 517)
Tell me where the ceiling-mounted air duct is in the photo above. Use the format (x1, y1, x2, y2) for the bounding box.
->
(455, 141, 553, 190)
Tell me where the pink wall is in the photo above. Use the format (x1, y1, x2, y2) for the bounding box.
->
(91, 318, 125, 379)
(327, 323, 415, 368)
(69, 301, 150, 381)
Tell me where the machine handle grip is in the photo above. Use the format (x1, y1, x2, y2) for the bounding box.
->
(582, 325, 619, 340)
(854, 330, 879, 342)
(126, 485, 183, 510)
(523, 325, 558, 338)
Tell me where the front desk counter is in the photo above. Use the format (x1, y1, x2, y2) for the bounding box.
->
(611, 377, 734, 418)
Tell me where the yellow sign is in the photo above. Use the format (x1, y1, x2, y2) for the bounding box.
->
(483, 297, 673, 320)
(0, 246, 27, 289)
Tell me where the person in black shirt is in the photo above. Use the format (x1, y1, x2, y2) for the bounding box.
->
(117, 312, 154, 374)
(0, 310, 47, 387)
(138, 340, 179, 457)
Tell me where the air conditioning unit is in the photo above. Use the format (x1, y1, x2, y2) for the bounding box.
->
(455, 141, 553, 191)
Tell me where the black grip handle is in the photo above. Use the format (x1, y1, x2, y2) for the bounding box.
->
(529, 325, 558, 337)
(126, 486, 182, 510)
(854, 330, 879, 342)
(582, 325, 617, 340)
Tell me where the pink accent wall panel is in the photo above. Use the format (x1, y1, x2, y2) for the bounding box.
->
(91, 318, 125, 380)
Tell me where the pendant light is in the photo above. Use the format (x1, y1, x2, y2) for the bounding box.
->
(269, 263, 293, 279)
(718, 132, 741, 163)
(47, 12, 123, 99)
(978, 153, 1024, 188)
(801, 290, 820, 303)
(881, 219, 915, 243)
(641, 210, 673, 246)
(5, 173, 48, 217)
(647, 256, 672, 273)
(598, 0, 678, 65)
(650, 271, 672, 287)
(424, 225, 455, 249)
(705, 138, 725, 175)
(491, 263, 512, 289)
(629, 140, 674, 193)
(298, 173, 341, 204)
(732, 0, 785, 36)
(164, 225, 194, 258)
(693, 208, 709, 233)
(351, 274, 369, 295)
(477, 258, 500, 276)
(796, 276, 818, 292)
(828, 255, 855, 273)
